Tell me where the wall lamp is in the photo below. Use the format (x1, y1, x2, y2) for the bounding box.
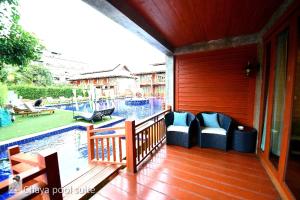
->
(245, 61, 259, 77)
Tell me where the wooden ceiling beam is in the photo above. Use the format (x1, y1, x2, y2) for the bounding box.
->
(82, 0, 174, 55)
(174, 33, 259, 55)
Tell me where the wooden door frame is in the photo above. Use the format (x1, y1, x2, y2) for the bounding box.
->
(257, 2, 300, 199)
(279, 13, 299, 199)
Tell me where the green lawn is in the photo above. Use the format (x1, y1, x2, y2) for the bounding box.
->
(0, 110, 113, 141)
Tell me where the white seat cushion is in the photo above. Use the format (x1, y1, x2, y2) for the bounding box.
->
(167, 125, 189, 133)
(202, 127, 226, 135)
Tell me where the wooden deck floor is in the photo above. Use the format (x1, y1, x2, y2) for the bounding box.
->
(63, 163, 121, 200)
(92, 144, 279, 200)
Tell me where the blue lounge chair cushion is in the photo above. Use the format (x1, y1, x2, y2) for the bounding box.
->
(173, 112, 187, 126)
(202, 113, 220, 128)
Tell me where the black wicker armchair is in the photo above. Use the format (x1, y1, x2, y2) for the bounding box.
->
(196, 112, 232, 151)
(165, 112, 200, 148)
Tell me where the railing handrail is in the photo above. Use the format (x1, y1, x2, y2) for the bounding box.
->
(135, 108, 170, 127)
(89, 126, 125, 133)
(90, 133, 125, 139)
(135, 120, 157, 134)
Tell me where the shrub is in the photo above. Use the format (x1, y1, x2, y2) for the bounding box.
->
(8, 85, 84, 100)
(0, 83, 8, 107)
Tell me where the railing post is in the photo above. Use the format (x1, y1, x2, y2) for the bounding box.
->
(8, 146, 20, 174)
(40, 151, 62, 200)
(125, 120, 137, 173)
(87, 125, 95, 162)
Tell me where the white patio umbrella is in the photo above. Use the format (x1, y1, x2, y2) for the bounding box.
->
(72, 88, 79, 112)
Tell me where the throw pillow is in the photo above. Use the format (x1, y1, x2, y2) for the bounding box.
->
(202, 113, 220, 128)
(173, 112, 187, 126)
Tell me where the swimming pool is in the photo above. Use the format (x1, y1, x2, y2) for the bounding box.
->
(0, 98, 164, 198)
(0, 125, 121, 199)
(50, 97, 164, 120)
(0, 121, 122, 179)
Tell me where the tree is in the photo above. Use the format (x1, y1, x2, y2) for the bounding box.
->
(0, 66, 8, 82)
(0, 0, 43, 68)
(2, 64, 53, 86)
(0, 0, 18, 37)
(20, 64, 54, 86)
(0, 24, 43, 67)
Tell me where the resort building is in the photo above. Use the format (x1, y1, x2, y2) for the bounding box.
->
(134, 63, 165, 97)
(69, 63, 166, 98)
(69, 64, 137, 97)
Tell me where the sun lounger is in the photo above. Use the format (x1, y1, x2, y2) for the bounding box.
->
(13, 104, 30, 115)
(33, 99, 43, 107)
(98, 107, 115, 118)
(73, 111, 104, 123)
(23, 102, 55, 116)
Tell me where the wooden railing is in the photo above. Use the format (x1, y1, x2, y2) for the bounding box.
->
(0, 146, 62, 200)
(87, 126, 126, 164)
(126, 106, 171, 173)
(87, 106, 171, 173)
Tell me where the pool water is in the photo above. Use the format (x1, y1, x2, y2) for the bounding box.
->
(0, 129, 89, 183)
(51, 97, 164, 120)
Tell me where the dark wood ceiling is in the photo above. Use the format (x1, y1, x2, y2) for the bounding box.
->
(123, 0, 284, 48)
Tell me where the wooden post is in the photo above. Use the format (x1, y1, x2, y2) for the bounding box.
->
(40, 150, 62, 200)
(87, 125, 95, 162)
(8, 146, 20, 175)
(125, 120, 137, 173)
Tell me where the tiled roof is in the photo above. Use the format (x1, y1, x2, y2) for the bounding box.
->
(69, 64, 136, 81)
(133, 63, 166, 75)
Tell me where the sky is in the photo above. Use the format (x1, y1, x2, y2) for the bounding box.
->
(18, 0, 166, 70)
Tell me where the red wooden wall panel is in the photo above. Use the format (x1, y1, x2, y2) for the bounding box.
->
(175, 44, 257, 126)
